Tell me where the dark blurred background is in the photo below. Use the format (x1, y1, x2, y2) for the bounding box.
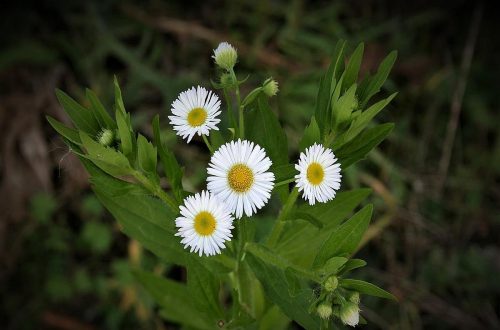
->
(0, 0, 498, 329)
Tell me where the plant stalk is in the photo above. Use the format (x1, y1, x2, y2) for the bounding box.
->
(267, 186, 299, 247)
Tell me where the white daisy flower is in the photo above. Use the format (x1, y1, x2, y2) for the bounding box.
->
(295, 143, 341, 205)
(175, 191, 234, 257)
(212, 42, 237, 70)
(168, 86, 221, 143)
(207, 139, 275, 219)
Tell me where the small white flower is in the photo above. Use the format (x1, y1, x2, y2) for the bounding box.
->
(175, 191, 234, 257)
(295, 143, 341, 205)
(340, 302, 360, 327)
(212, 42, 237, 70)
(169, 86, 221, 143)
(207, 139, 275, 219)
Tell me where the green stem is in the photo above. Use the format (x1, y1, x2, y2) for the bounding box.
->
(230, 69, 244, 139)
(223, 88, 237, 133)
(202, 134, 214, 154)
(133, 171, 178, 212)
(274, 177, 296, 188)
(267, 186, 299, 247)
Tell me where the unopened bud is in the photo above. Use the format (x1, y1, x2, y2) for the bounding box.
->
(262, 78, 279, 97)
(98, 129, 114, 146)
(349, 292, 360, 304)
(324, 276, 338, 292)
(317, 303, 333, 320)
(213, 42, 237, 71)
(340, 302, 360, 327)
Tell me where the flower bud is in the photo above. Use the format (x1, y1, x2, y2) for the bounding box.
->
(324, 276, 338, 292)
(262, 78, 279, 97)
(213, 42, 237, 70)
(316, 303, 333, 320)
(340, 302, 360, 327)
(98, 128, 114, 146)
(349, 292, 360, 304)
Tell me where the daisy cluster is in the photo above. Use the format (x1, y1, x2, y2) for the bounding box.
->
(170, 42, 342, 257)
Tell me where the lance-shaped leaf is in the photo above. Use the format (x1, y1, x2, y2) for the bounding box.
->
(46, 116, 81, 145)
(152, 115, 183, 202)
(116, 109, 134, 159)
(298, 116, 321, 151)
(79, 131, 133, 178)
(335, 123, 394, 168)
(86, 88, 116, 129)
(137, 134, 157, 176)
(313, 204, 372, 268)
(276, 189, 371, 268)
(340, 279, 397, 301)
(315, 40, 346, 135)
(246, 244, 321, 329)
(358, 50, 397, 108)
(56, 89, 99, 135)
(187, 257, 225, 322)
(135, 270, 214, 329)
(342, 43, 364, 91)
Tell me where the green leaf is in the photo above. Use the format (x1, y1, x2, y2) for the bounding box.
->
(55, 89, 99, 135)
(336, 123, 394, 168)
(210, 129, 226, 151)
(339, 259, 367, 275)
(246, 244, 321, 329)
(152, 115, 183, 202)
(315, 40, 346, 135)
(79, 131, 133, 178)
(288, 211, 323, 229)
(246, 96, 289, 201)
(276, 189, 371, 268)
(335, 92, 397, 148)
(114, 76, 126, 114)
(135, 270, 214, 329)
(86, 89, 116, 129)
(246, 96, 288, 166)
(187, 257, 224, 321)
(259, 305, 290, 330)
(332, 84, 357, 132)
(359, 50, 397, 108)
(314, 257, 348, 279)
(313, 205, 373, 267)
(137, 134, 157, 175)
(46, 116, 81, 145)
(116, 109, 133, 158)
(343, 43, 364, 90)
(340, 279, 397, 301)
(237, 261, 266, 319)
(298, 116, 320, 151)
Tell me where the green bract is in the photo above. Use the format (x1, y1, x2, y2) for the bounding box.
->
(48, 40, 398, 329)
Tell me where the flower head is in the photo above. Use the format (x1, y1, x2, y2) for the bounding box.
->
(169, 86, 221, 143)
(317, 303, 333, 320)
(263, 78, 279, 97)
(340, 302, 360, 327)
(295, 143, 341, 205)
(213, 42, 237, 70)
(175, 191, 234, 256)
(207, 139, 275, 219)
(324, 276, 339, 292)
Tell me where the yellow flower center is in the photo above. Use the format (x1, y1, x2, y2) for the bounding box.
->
(307, 162, 324, 185)
(187, 107, 207, 127)
(193, 211, 216, 236)
(227, 164, 254, 193)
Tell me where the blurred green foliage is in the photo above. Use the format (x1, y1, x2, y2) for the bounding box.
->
(1, 0, 498, 329)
